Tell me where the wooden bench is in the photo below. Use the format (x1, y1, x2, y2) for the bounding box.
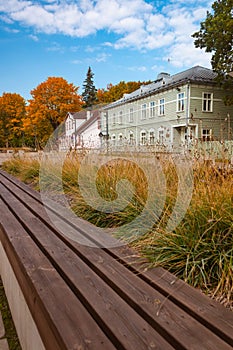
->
(0, 169, 232, 350)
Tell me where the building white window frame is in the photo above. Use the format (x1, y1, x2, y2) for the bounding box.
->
(112, 113, 116, 125)
(112, 134, 116, 145)
(129, 131, 134, 145)
(118, 133, 123, 140)
(202, 92, 213, 112)
(202, 128, 212, 141)
(158, 98, 165, 116)
(141, 103, 147, 120)
(177, 92, 185, 112)
(129, 108, 134, 123)
(149, 128, 155, 145)
(119, 111, 123, 124)
(149, 101, 156, 118)
(158, 126, 164, 143)
(140, 130, 147, 145)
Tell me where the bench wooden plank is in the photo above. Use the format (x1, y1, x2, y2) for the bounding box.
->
(0, 185, 175, 349)
(109, 246, 233, 347)
(0, 199, 116, 350)
(1, 170, 233, 349)
(0, 170, 118, 248)
(0, 183, 175, 349)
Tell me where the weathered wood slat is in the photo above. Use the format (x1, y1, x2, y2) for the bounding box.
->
(1, 169, 233, 350)
(107, 246, 233, 347)
(0, 184, 174, 349)
(0, 184, 227, 350)
(0, 199, 116, 350)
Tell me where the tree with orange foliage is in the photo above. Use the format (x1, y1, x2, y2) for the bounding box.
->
(0, 92, 26, 148)
(25, 77, 83, 148)
(96, 81, 148, 104)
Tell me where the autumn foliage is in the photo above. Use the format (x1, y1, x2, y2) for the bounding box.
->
(0, 93, 26, 148)
(0, 73, 146, 149)
(96, 80, 150, 104)
(24, 77, 83, 148)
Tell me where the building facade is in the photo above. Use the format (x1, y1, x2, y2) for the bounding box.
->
(59, 109, 101, 151)
(101, 66, 233, 151)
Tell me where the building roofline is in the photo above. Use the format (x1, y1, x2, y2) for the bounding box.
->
(76, 110, 100, 134)
(103, 66, 218, 110)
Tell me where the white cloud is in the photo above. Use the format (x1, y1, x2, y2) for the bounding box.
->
(46, 41, 64, 53)
(95, 53, 111, 62)
(0, 0, 30, 12)
(3, 26, 19, 33)
(128, 66, 147, 72)
(165, 42, 212, 69)
(71, 59, 83, 64)
(28, 34, 39, 41)
(0, 0, 212, 69)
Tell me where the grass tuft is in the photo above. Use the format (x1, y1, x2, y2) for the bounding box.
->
(1, 155, 233, 308)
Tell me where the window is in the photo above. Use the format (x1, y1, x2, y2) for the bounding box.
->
(119, 111, 123, 124)
(112, 113, 116, 125)
(158, 127, 164, 143)
(149, 101, 156, 118)
(140, 131, 147, 145)
(158, 98, 165, 116)
(202, 93, 213, 112)
(177, 92, 185, 112)
(118, 133, 123, 144)
(129, 108, 134, 123)
(112, 134, 116, 145)
(149, 129, 155, 145)
(129, 131, 134, 145)
(141, 104, 147, 119)
(202, 129, 212, 141)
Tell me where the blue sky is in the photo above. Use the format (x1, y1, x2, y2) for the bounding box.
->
(0, 0, 213, 101)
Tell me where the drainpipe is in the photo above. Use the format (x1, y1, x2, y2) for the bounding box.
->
(74, 118, 77, 150)
(106, 111, 109, 153)
(186, 81, 190, 127)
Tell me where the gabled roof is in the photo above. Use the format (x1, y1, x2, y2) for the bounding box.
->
(171, 65, 217, 83)
(104, 66, 218, 109)
(68, 110, 87, 120)
(76, 109, 100, 135)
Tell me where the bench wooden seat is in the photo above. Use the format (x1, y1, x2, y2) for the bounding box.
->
(0, 169, 232, 350)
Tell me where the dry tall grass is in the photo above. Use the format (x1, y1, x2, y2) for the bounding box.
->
(2, 154, 232, 308)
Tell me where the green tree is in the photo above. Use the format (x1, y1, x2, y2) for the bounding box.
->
(192, 0, 233, 104)
(82, 67, 97, 108)
(0, 93, 26, 148)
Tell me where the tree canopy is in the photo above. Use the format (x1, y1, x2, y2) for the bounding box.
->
(25, 77, 83, 148)
(82, 67, 97, 108)
(192, 0, 233, 104)
(96, 80, 150, 105)
(0, 93, 26, 148)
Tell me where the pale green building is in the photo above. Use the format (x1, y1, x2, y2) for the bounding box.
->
(101, 66, 233, 152)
